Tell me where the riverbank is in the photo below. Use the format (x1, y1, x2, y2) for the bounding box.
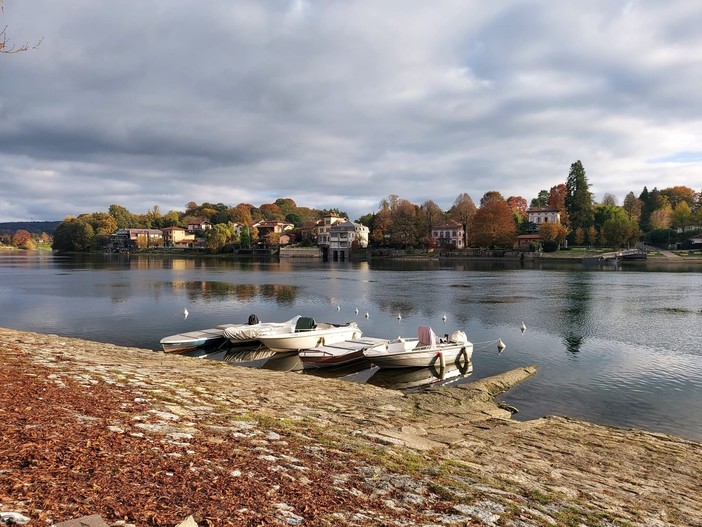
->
(1, 328, 700, 527)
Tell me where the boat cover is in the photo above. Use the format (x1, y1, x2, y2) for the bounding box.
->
(449, 330, 468, 344)
(223, 325, 263, 341)
(417, 326, 437, 347)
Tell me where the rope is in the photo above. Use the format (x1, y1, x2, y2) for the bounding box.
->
(473, 339, 503, 352)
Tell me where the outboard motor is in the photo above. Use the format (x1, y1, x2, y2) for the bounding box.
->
(248, 314, 260, 325)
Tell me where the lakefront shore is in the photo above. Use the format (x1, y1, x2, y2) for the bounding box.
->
(1, 328, 700, 527)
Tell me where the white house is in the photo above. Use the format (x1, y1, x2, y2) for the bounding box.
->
(527, 208, 561, 225)
(315, 214, 348, 246)
(432, 219, 464, 248)
(327, 220, 369, 260)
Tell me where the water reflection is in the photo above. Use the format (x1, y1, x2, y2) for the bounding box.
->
(367, 361, 473, 391)
(168, 281, 298, 304)
(261, 351, 303, 372)
(561, 275, 593, 354)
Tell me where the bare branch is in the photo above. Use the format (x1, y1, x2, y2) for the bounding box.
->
(1, 1, 42, 54)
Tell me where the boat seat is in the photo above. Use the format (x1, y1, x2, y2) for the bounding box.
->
(295, 317, 317, 332)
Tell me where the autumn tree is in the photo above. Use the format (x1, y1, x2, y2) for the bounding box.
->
(448, 193, 477, 248)
(11, 229, 31, 247)
(548, 184, 569, 226)
(671, 201, 693, 233)
(260, 203, 284, 221)
(649, 204, 672, 230)
(231, 204, 254, 225)
(587, 226, 598, 247)
(623, 192, 643, 223)
(82, 212, 117, 236)
(266, 232, 281, 246)
(419, 200, 444, 238)
(539, 222, 569, 251)
(389, 199, 418, 247)
(660, 186, 696, 209)
(469, 192, 516, 248)
(370, 208, 391, 246)
(548, 184, 567, 210)
(506, 196, 528, 222)
(565, 160, 594, 236)
(574, 227, 585, 245)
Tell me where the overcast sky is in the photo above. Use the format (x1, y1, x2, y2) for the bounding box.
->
(1, 1, 701, 223)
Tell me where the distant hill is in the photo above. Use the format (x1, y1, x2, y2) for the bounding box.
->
(0, 221, 61, 235)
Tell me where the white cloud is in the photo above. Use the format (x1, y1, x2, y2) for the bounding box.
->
(1, 0, 700, 222)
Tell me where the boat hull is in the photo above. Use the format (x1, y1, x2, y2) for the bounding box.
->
(258, 323, 362, 352)
(364, 342, 473, 369)
(159, 326, 230, 353)
(299, 337, 387, 368)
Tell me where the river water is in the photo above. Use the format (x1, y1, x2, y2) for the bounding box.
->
(1, 251, 701, 441)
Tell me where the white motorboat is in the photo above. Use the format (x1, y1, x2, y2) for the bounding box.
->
(363, 326, 473, 369)
(159, 314, 300, 353)
(299, 336, 388, 368)
(257, 317, 363, 352)
(159, 325, 231, 353)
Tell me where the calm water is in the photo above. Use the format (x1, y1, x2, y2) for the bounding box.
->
(1, 251, 701, 441)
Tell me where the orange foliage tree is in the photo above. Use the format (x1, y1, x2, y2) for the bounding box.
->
(469, 192, 516, 248)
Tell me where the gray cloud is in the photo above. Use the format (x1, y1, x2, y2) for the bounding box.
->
(1, 0, 701, 222)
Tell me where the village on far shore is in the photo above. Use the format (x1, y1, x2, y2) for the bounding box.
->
(2, 165, 702, 260)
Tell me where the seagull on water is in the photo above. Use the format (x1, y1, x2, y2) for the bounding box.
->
(183, 308, 189, 319)
(397, 313, 402, 321)
(354, 308, 359, 315)
(520, 321, 526, 333)
(442, 314, 447, 322)
(365, 312, 369, 319)
(337, 305, 341, 311)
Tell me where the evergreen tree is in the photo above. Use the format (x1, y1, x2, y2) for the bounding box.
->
(565, 160, 594, 237)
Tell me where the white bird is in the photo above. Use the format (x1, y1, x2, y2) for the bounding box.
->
(497, 339, 506, 351)
(337, 305, 341, 311)
(442, 314, 447, 322)
(520, 321, 526, 333)
(364, 312, 369, 319)
(397, 313, 402, 321)
(354, 308, 359, 315)
(183, 308, 189, 319)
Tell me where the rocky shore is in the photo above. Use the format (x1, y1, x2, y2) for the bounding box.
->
(1, 328, 700, 527)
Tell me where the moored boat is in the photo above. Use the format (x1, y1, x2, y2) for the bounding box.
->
(159, 325, 232, 353)
(257, 317, 363, 352)
(160, 314, 300, 353)
(299, 336, 388, 368)
(222, 315, 301, 345)
(363, 326, 472, 369)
